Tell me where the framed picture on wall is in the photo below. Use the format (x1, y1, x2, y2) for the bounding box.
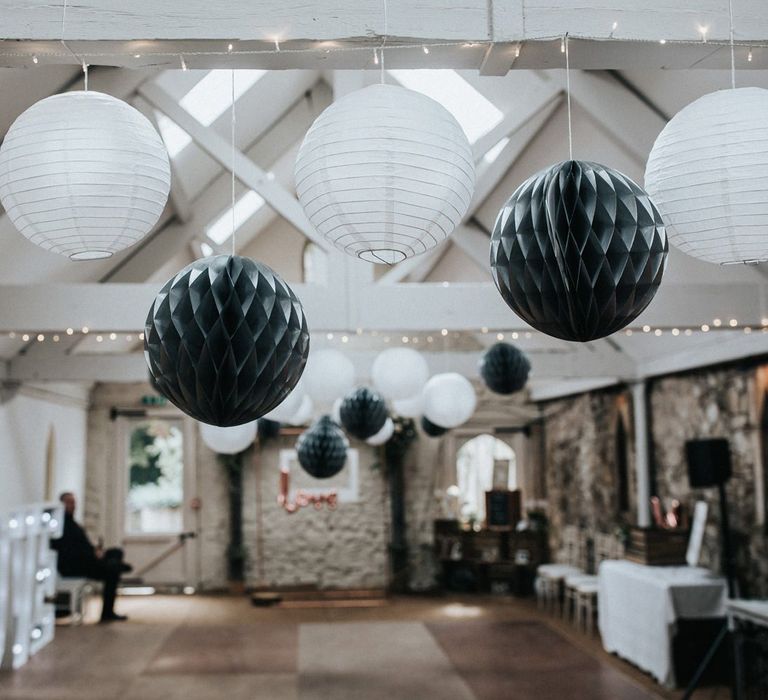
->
(492, 459, 510, 490)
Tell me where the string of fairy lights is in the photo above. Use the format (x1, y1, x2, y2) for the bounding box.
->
(5, 317, 768, 348)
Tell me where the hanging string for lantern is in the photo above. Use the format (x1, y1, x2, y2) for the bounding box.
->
(728, 0, 736, 89)
(231, 68, 236, 255)
(564, 33, 573, 160)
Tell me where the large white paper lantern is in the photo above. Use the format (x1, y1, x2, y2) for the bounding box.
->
(200, 421, 257, 455)
(0, 91, 170, 260)
(295, 84, 475, 264)
(371, 348, 429, 401)
(645, 87, 768, 265)
(366, 417, 395, 446)
(303, 349, 355, 404)
(392, 393, 424, 419)
(422, 373, 476, 429)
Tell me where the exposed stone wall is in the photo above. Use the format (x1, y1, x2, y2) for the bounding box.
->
(541, 388, 636, 562)
(650, 366, 768, 597)
(540, 364, 768, 596)
(84, 382, 391, 591)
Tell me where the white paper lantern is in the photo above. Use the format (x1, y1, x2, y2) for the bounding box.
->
(264, 384, 305, 423)
(645, 87, 768, 265)
(366, 417, 395, 446)
(422, 373, 476, 429)
(0, 91, 170, 260)
(303, 349, 355, 404)
(200, 421, 256, 455)
(287, 395, 314, 426)
(371, 348, 429, 401)
(392, 393, 424, 419)
(332, 397, 343, 425)
(295, 84, 475, 264)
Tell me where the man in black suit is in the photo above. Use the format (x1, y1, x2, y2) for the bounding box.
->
(51, 492, 132, 623)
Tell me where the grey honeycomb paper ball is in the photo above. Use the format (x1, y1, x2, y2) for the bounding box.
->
(490, 160, 668, 342)
(144, 255, 310, 426)
(421, 416, 448, 438)
(297, 415, 349, 479)
(339, 387, 388, 440)
(479, 342, 531, 395)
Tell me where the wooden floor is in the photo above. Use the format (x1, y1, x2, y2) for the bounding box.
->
(0, 594, 728, 700)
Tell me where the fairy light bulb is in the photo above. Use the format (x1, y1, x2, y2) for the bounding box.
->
(422, 45, 429, 54)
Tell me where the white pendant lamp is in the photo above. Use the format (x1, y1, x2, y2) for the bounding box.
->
(392, 393, 424, 419)
(264, 383, 305, 423)
(0, 91, 170, 260)
(303, 349, 355, 404)
(366, 417, 395, 446)
(295, 83, 475, 264)
(645, 87, 768, 265)
(422, 373, 476, 429)
(200, 421, 257, 455)
(371, 347, 429, 401)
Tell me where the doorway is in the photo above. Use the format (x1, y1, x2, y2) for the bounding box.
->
(115, 415, 199, 587)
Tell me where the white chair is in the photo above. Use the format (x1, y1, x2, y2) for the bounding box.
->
(567, 532, 624, 633)
(536, 526, 584, 614)
(56, 578, 93, 625)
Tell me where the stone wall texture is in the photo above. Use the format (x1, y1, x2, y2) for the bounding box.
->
(650, 365, 768, 597)
(542, 388, 636, 562)
(541, 364, 768, 596)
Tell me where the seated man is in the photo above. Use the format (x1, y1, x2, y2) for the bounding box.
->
(50, 492, 132, 623)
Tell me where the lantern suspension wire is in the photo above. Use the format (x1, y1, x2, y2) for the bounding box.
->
(230, 68, 236, 256)
(59, 0, 84, 80)
(564, 33, 573, 160)
(728, 0, 736, 89)
(380, 0, 388, 83)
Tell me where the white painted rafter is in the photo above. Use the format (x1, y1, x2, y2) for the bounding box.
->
(137, 80, 330, 251)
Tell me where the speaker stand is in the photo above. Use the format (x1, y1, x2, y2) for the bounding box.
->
(681, 481, 738, 700)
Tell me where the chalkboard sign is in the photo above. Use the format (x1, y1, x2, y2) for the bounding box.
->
(485, 490, 521, 531)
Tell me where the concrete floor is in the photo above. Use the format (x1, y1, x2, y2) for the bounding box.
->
(0, 594, 728, 700)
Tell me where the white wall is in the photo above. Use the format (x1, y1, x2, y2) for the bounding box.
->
(0, 383, 89, 512)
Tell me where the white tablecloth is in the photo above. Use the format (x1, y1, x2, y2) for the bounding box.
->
(598, 560, 727, 687)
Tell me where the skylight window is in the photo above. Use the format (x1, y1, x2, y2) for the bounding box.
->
(388, 69, 503, 144)
(155, 112, 191, 158)
(154, 70, 266, 158)
(180, 69, 265, 126)
(206, 190, 266, 245)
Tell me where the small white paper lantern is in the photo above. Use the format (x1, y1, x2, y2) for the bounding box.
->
(645, 87, 768, 264)
(295, 84, 475, 264)
(264, 384, 305, 423)
(200, 421, 256, 455)
(366, 417, 394, 446)
(303, 349, 355, 404)
(422, 373, 476, 429)
(332, 397, 343, 425)
(0, 91, 170, 260)
(287, 395, 314, 426)
(371, 348, 429, 401)
(392, 393, 424, 419)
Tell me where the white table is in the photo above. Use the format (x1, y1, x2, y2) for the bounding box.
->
(598, 560, 727, 687)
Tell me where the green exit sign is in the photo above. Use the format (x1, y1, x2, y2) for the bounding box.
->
(141, 395, 167, 406)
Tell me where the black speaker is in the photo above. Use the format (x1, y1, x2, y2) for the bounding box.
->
(686, 438, 732, 488)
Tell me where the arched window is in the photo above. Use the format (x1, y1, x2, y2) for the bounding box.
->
(456, 434, 516, 522)
(303, 241, 328, 284)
